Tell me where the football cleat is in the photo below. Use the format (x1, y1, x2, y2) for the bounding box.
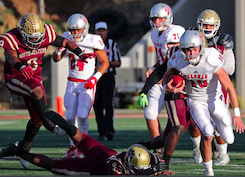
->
(213, 154, 230, 166)
(204, 168, 214, 176)
(63, 145, 77, 159)
(75, 149, 84, 158)
(153, 148, 164, 161)
(193, 148, 203, 164)
(0, 141, 20, 158)
(19, 158, 29, 170)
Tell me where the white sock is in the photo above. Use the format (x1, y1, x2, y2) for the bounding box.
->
(190, 135, 201, 149)
(218, 143, 228, 155)
(78, 117, 89, 134)
(202, 160, 213, 169)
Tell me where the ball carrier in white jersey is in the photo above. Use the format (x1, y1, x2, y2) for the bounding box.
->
(161, 30, 245, 176)
(53, 13, 109, 158)
(187, 9, 236, 166)
(143, 3, 185, 149)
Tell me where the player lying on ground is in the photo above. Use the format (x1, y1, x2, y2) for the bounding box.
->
(2, 110, 170, 175)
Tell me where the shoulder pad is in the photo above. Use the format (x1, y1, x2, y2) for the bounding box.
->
(44, 24, 57, 43)
(91, 34, 105, 50)
(206, 48, 224, 66)
(61, 31, 69, 39)
(217, 33, 234, 49)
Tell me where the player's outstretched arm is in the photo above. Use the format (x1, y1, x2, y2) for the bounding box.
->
(216, 67, 245, 133)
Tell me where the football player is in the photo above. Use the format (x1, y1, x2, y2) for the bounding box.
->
(187, 9, 235, 166)
(143, 2, 185, 158)
(52, 13, 109, 158)
(0, 13, 95, 167)
(141, 30, 244, 176)
(5, 110, 168, 176)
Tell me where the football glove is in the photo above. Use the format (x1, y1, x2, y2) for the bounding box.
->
(79, 53, 97, 63)
(20, 66, 33, 79)
(84, 77, 97, 89)
(137, 93, 148, 108)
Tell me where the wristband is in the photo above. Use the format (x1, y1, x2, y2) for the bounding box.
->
(233, 108, 240, 116)
(73, 47, 84, 56)
(14, 62, 23, 71)
(55, 47, 66, 55)
(93, 71, 102, 80)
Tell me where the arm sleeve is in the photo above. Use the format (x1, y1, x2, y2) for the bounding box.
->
(51, 35, 65, 47)
(140, 62, 167, 94)
(222, 49, 235, 76)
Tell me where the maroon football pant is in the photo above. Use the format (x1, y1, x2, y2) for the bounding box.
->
(163, 98, 192, 137)
(52, 133, 117, 175)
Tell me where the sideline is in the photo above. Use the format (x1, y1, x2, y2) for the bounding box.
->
(0, 109, 168, 119)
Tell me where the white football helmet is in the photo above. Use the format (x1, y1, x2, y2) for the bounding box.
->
(179, 30, 205, 65)
(125, 144, 151, 172)
(67, 13, 90, 42)
(17, 13, 45, 49)
(197, 9, 221, 39)
(149, 3, 173, 31)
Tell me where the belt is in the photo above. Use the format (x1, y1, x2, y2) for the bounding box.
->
(68, 77, 86, 82)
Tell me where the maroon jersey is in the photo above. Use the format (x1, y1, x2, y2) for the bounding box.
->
(0, 24, 57, 82)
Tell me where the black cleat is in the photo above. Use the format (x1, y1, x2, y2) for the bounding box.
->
(106, 132, 114, 141)
(0, 142, 20, 158)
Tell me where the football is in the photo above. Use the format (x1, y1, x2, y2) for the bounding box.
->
(169, 75, 185, 88)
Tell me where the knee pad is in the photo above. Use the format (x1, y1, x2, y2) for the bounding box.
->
(65, 109, 76, 120)
(77, 107, 90, 119)
(223, 134, 234, 144)
(202, 124, 214, 137)
(144, 107, 158, 120)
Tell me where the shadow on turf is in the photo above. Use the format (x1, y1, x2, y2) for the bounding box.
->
(0, 130, 244, 152)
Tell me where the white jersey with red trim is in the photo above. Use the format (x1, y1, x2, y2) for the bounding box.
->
(168, 48, 224, 101)
(62, 32, 104, 80)
(151, 25, 185, 64)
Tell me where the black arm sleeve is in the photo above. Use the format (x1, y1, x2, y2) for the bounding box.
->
(140, 62, 167, 94)
(51, 35, 65, 47)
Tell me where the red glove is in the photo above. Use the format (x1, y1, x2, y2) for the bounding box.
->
(20, 66, 33, 79)
(79, 53, 97, 63)
(84, 77, 97, 89)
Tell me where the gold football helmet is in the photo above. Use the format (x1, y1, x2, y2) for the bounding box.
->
(17, 13, 45, 49)
(197, 9, 221, 39)
(125, 144, 151, 172)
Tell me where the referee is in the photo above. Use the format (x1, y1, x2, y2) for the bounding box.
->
(94, 22, 121, 140)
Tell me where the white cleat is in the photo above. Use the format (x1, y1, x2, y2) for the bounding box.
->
(213, 154, 230, 166)
(204, 168, 214, 176)
(19, 158, 29, 169)
(193, 148, 203, 164)
(14, 141, 29, 170)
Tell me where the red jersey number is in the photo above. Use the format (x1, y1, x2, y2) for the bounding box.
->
(69, 53, 84, 71)
(191, 80, 208, 88)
